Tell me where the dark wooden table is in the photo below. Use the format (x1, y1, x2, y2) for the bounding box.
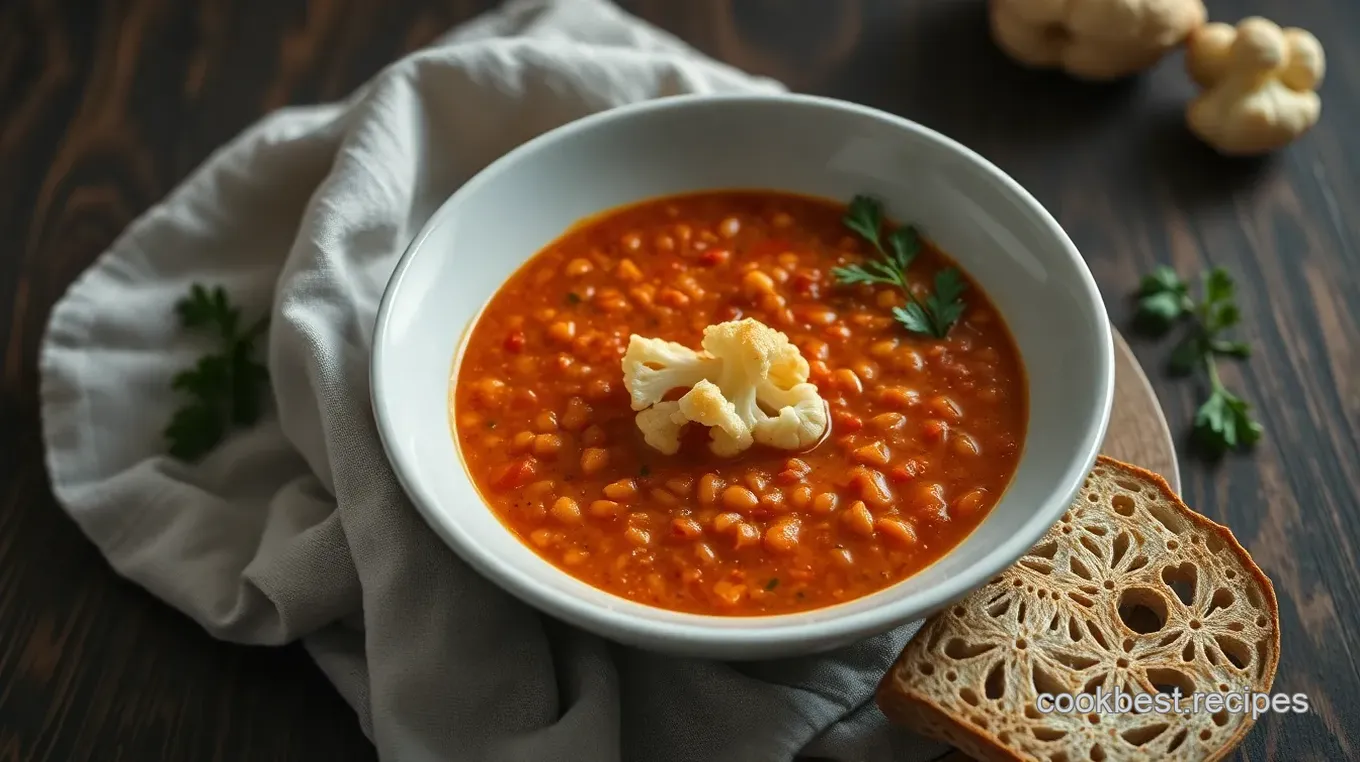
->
(1, 1, 1356, 759)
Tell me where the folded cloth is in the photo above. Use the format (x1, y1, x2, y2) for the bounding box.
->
(39, 1, 945, 760)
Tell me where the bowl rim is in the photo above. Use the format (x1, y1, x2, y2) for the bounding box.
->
(371, 92, 1115, 652)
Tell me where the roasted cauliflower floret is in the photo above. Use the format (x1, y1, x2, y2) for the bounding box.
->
(989, 0, 1206, 80)
(753, 382, 830, 451)
(677, 379, 754, 457)
(1185, 18, 1325, 156)
(621, 318, 829, 457)
(634, 401, 687, 456)
(620, 336, 722, 411)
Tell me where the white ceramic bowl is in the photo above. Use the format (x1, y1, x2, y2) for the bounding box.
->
(372, 93, 1113, 660)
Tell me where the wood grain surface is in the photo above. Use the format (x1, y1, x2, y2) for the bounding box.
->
(1, 1, 1356, 760)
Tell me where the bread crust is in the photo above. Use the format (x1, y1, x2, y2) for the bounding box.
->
(876, 456, 1280, 762)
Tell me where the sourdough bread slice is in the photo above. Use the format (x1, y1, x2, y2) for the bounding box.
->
(877, 457, 1280, 762)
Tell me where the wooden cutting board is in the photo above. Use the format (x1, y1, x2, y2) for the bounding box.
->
(932, 328, 1179, 762)
(1101, 329, 1180, 493)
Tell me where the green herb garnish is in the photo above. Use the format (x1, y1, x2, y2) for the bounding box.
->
(832, 195, 965, 338)
(764, 578, 780, 591)
(164, 284, 270, 461)
(566, 292, 581, 305)
(1135, 266, 1262, 457)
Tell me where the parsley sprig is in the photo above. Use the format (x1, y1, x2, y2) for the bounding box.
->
(164, 284, 271, 461)
(832, 195, 965, 338)
(1135, 266, 1262, 456)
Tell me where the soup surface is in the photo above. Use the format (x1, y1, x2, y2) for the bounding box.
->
(452, 191, 1027, 615)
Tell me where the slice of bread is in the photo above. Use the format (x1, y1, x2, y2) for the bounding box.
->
(876, 457, 1280, 762)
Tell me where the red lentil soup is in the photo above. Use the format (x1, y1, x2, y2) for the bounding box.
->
(451, 191, 1027, 616)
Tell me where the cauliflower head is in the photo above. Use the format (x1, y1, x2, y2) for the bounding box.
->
(1185, 18, 1324, 156)
(989, 0, 1207, 80)
(621, 318, 829, 457)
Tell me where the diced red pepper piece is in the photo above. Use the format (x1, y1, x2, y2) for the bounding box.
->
(503, 330, 526, 352)
(832, 409, 863, 433)
(493, 457, 538, 490)
(889, 460, 924, 483)
(699, 248, 731, 266)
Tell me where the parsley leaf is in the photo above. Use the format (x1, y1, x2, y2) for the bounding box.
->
(1134, 266, 1192, 335)
(1135, 291, 1189, 334)
(165, 403, 226, 462)
(1167, 333, 1205, 377)
(886, 226, 921, 270)
(830, 259, 902, 288)
(1211, 339, 1251, 358)
(164, 284, 271, 461)
(841, 195, 885, 250)
(926, 269, 967, 332)
(1193, 377, 1264, 456)
(892, 304, 933, 335)
(833, 194, 965, 339)
(176, 284, 233, 332)
(1138, 265, 1187, 298)
(1204, 267, 1234, 305)
(1133, 266, 1261, 457)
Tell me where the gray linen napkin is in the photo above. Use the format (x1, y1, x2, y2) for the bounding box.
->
(38, 1, 944, 760)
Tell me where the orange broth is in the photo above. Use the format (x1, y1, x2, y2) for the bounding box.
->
(451, 191, 1027, 615)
